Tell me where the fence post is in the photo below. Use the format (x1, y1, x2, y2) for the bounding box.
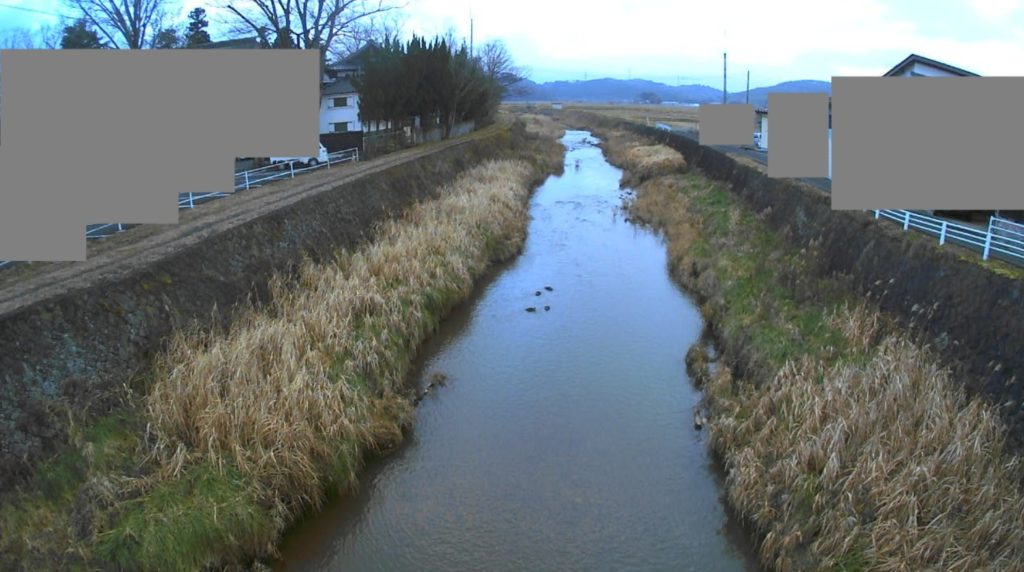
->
(903, 211, 911, 230)
(939, 220, 947, 245)
(245, 171, 250, 190)
(189, 192, 194, 208)
(289, 161, 295, 179)
(117, 223, 123, 232)
(982, 217, 997, 260)
(875, 210, 880, 219)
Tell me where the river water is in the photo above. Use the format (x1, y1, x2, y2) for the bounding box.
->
(274, 130, 759, 571)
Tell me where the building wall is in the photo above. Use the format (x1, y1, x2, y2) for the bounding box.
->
(756, 115, 768, 149)
(319, 93, 362, 134)
(899, 62, 963, 77)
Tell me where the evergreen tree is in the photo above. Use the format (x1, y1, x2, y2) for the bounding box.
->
(353, 34, 516, 138)
(152, 27, 181, 49)
(60, 19, 107, 49)
(184, 7, 212, 47)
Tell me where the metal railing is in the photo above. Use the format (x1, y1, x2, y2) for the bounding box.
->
(872, 209, 1024, 266)
(0, 147, 360, 269)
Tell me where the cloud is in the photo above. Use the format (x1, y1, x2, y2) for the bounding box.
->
(402, 0, 931, 84)
(968, 0, 1022, 21)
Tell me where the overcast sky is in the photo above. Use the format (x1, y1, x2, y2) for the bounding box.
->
(3, 0, 1024, 86)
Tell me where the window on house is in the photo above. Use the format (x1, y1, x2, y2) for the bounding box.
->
(332, 97, 349, 108)
(332, 122, 351, 133)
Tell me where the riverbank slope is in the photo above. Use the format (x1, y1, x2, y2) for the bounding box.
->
(0, 119, 565, 570)
(570, 115, 1024, 571)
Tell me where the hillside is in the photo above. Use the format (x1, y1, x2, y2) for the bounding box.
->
(508, 77, 831, 107)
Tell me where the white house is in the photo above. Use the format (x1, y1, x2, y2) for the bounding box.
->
(882, 53, 980, 78)
(320, 77, 361, 134)
(319, 44, 392, 136)
(754, 106, 768, 149)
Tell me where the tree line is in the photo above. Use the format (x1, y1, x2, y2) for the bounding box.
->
(2, 1, 526, 139)
(4, 1, 398, 52)
(353, 35, 524, 138)
(2, 6, 213, 50)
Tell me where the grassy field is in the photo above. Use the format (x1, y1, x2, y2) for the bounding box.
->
(0, 122, 564, 571)
(502, 101, 700, 131)
(590, 124, 1024, 571)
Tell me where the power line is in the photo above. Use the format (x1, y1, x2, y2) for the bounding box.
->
(0, 2, 68, 18)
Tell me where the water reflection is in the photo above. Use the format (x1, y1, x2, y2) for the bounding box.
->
(275, 131, 759, 572)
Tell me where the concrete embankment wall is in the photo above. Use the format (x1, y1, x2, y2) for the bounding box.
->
(0, 130, 519, 490)
(568, 111, 1024, 445)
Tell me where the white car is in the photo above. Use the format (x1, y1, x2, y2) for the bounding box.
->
(270, 143, 329, 169)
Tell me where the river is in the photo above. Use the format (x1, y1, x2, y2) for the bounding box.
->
(273, 130, 759, 571)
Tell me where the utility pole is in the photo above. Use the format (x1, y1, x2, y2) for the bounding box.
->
(722, 52, 727, 104)
(746, 70, 750, 104)
(469, 15, 474, 58)
(722, 29, 728, 104)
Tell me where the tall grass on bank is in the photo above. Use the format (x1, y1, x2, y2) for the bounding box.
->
(100, 159, 539, 568)
(611, 130, 1024, 570)
(710, 333, 1024, 571)
(517, 112, 567, 141)
(598, 129, 687, 188)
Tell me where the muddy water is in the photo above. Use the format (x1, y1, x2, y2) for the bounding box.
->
(274, 131, 759, 571)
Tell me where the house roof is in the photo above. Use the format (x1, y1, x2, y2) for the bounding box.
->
(322, 77, 356, 96)
(191, 36, 263, 49)
(326, 42, 377, 75)
(339, 42, 376, 67)
(883, 53, 980, 77)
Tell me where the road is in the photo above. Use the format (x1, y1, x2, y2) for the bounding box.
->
(0, 128, 496, 308)
(0, 160, 350, 270)
(668, 127, 833, 194)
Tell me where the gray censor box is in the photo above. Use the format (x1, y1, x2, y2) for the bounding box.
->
(832, 76, 1024, 210)
(699, 104, 754, 145)
(766, 93, 829, 178)
(0, 49, 321, 261)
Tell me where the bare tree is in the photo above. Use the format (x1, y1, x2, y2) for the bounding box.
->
(37, 23, 64, 49)
(478, 40, 526, 90)
(0, 28, 39, 49)
(62, 0, 173, 49)
(221, 0, 399, 55)
(332, 7, 405, 61)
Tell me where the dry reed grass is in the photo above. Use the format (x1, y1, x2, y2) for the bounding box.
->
(560, 102, 700, 126)
(709, 323, 1024, 571)
(517, 113, 567, 141)
(599, 130, 687, 188)
(625, 145, 689, 182)
(147, 158, 537, 518)
(602, 124, 1024, 571)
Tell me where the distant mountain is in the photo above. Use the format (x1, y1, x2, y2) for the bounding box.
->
(729, 80, 833, 106)
(507, 78, 831, 107)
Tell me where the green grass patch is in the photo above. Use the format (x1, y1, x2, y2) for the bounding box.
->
(96, 463, 271, 572)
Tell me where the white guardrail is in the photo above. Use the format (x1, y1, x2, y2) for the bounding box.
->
(872, 209, 1024, 266)
(0, 147, 360, 269)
